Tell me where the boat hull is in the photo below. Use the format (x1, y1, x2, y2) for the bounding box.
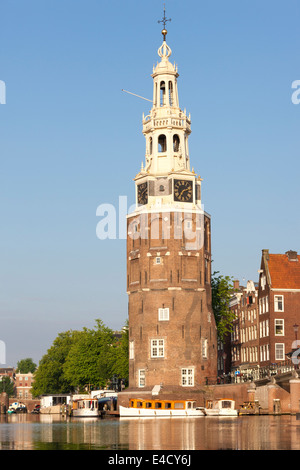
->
(205, 409, 238, 416)
(204, 399, 238, 417)
(119, 406, 205, 417)
(204, 409, 219, 416)
(72, 409, 99, 418)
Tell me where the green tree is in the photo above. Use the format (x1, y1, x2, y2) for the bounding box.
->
(111, 323, 129, 386)
(211, 271, 236, 341)
(31, 319, 129, 397)
(31, 330, 81, 397)
(0, 376, 14, 397)
(63, 319, 118, 391)
(16, 358, 37, 374)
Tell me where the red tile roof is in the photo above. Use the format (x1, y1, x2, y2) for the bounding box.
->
(268, 254, 300, 289)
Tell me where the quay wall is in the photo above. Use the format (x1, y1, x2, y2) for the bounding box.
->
(8, 398, 40, 413)
(117, 383, 250, 410)
(118, 380, 300, 415)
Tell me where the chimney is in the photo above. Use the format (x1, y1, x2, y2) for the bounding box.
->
(286, 250, 298, 261)
(233, 280, 240, 291)
(262, 249, 269, 261)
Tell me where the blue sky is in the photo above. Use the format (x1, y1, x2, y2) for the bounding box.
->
(0, 0, 299, 367)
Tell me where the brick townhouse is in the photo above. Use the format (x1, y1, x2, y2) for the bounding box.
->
(258, 249, 300, 366)
(15, 372, 34, 400)
(228, 249, 300, 381)
(228, 280, 259, 381)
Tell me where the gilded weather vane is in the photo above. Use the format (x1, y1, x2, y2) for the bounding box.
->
(158, 3, 171, 41)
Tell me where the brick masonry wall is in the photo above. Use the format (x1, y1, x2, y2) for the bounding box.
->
(127, 210, 217, 391)
(118, 381, 300, 414)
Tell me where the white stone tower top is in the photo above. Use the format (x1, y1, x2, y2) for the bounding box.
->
(133, 6, 202, 211)
(138, 15, 192, 179)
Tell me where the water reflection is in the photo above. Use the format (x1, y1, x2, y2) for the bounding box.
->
(0, 414, 300, 450)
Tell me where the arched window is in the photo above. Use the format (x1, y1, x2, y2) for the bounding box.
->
(169, 81, 173, 107)
(160, 81, 166, 107)
(173, 135, 180, 152)
(158, 135, 167, 153)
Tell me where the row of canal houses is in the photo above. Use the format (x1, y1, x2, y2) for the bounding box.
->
(220, 249, 300, 382)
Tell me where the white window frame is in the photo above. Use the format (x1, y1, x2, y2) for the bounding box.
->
(202, 339, 208, 359)
(158, 307, 169, 321)
(151, 339, 165, 358)
(275, 343, 285, 361)
(129, 341, 134, 360)
(181, 368, 194, 387)
(275, 319, 285, 336)
(138, 369, 145, 388)
(274, 295, 284, 312)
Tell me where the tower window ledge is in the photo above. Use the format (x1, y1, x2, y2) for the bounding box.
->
(149, 247, 168, 251)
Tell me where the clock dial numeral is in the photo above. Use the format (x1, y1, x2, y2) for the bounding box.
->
(174, 180, 193, 202)
(137, 182, 148, 205)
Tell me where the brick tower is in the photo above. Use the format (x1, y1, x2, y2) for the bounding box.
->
(126, 17, 217, 393)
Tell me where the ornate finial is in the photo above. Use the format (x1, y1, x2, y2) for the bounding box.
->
(158, 3, 171, 41)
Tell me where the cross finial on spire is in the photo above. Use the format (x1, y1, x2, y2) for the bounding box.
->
(158, 3, 171, 41)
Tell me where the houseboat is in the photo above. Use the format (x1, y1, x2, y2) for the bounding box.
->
(119, 398, 205, 417)
(204, 399, 238, 416)
(72, 397, 100, 417)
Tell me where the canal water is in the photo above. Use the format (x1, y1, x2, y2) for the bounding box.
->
(0, 414, 300, 451)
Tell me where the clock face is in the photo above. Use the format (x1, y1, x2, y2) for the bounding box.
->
(174, 179, 193, 202)
(137, 182, 148, 205)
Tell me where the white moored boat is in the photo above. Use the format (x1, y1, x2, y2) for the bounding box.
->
(119, 398, 205, 417)
(204, 399, 238, 417)
(72, 397, 99, 417)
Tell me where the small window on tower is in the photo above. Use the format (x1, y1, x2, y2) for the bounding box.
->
(158, 308, 169, 321)
(158, 134, 167, 153)
(138, 370, 145, 388)
(169, 81, 174, 106)
(156, 257, 161, 265)
(129, 341, 134, 360)
(173, 135, 180, 152)
(160, 81, 166, 106)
